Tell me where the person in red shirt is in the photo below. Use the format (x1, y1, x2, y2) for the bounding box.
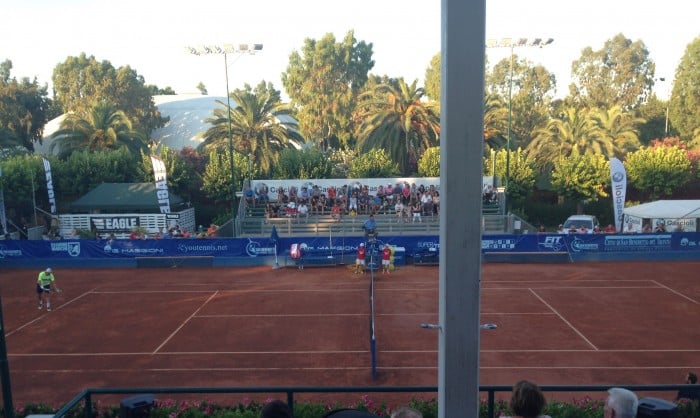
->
(604, 224, 616, 233)
(381, 244, 392, 274)
(354, 243, 366, 274)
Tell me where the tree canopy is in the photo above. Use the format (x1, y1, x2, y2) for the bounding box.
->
(281, 30, 374, 150)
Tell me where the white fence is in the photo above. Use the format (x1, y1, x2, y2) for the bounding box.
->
(58, 207, 195, 239)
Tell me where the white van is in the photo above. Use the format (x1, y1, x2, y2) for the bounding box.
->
(562, 215, 599, 234)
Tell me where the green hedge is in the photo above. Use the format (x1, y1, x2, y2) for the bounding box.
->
(5, 396, 700, 418)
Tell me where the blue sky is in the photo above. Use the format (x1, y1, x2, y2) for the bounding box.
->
(3, 0, 697, 100)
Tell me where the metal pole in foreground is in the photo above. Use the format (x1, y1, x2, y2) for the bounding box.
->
(186, 43, 263, 237)
(0, 296, 15, 418)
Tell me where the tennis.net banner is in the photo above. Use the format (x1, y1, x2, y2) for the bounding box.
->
(150, 155, 171, 214)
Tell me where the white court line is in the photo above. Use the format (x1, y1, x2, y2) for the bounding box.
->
(529, 288, 599, 351)
(651, 280, 700, 305)
(10, 350, 369, 357)
(5, 288, 96, 337)
(152, 291, 218, 354)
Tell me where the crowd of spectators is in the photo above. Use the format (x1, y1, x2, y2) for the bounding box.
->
(254, 182, 440, 222)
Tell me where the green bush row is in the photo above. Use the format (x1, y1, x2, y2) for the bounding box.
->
(5, 396, 700, 418)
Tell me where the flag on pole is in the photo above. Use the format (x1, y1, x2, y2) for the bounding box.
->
(270, 225, 280, 250)
(42, 158, 57, 215)
(150, 155, 171, 214)
(609, 157, 627, 232)
(270, 225, 280, 269)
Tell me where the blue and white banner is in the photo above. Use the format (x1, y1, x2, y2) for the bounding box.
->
(150, 155, 171, 214)
(42, 157, 57, 215)
(610, 158, 627, 232)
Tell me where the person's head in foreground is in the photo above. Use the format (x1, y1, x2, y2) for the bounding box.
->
(510, 380, 547, 418)
(260, 400, 291, 418)
(605, 387, 638, 418)
(390, 407, 423, 418)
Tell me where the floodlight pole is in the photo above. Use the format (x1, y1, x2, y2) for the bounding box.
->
(486, 38, 552, 214)
(186, 43, 263, 237)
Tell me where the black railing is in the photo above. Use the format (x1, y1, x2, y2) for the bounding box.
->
(52, 384, 690, 418)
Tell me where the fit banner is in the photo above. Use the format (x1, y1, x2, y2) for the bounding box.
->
(609, 157, 627, 232)
(42, 158, 57, 215)
(150, 155, 171, 214)
(0, 165, 6, 235)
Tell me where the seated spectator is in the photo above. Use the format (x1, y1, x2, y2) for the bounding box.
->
(432, 191, 440, 216)
(412, 201, 422, 223)
(654, 222, 667, 233)
(317, 194, 327, 215)
(674, 224, 685, 232)
(288, 186, 298, 204)
(568, 225, 577, 234)
(274, 189, 285, 204)
(299, 186, 310, 204)
(593, 225, 602, 233)
(207, 223, 218, 238)
(358, 191, 369, 215)
(395, 201, 406, 223)
(260, 399, 292, 418)
(556, 224, 565, 234)
(605, 387, 638, 418)
(298, 201, 309, 222)
(370, 194, 383, 214)
(642, 222, 652, 233)
(348, 191, 359, 214)
(129, 229, 142, 240)
(330, 202, 341, 222)
(327, 186, 337, 206)
(285, 201, 298, 219)
(244, 185, 256, 209)
(604, 224, 616, 233)
(505, 380, 551, 418)
(677, 371, 700, 401)
(578, 225, 588, 234)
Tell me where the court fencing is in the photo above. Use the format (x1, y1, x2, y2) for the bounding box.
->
(52, 384, 690, 418)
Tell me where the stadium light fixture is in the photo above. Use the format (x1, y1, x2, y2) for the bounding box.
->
(186, 43, 263, 236)
(486, 37, 553, 215)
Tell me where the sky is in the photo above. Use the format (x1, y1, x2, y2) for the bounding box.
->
(3, 0, 698, 101)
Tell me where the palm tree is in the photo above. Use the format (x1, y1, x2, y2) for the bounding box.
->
(200, 87, 300, 177)
(50, 102, 147, 159)
(483, 93, 506, 152)
(590, 105, 644, 158)
(526, 107, 610, 169)
(355, 78, 440, 175)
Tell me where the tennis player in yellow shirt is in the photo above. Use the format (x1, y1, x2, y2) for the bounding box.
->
(36, 267, 59, 311)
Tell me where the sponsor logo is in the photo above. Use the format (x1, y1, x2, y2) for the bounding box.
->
(245, 238, 275, 257)
(0, 244, 22, 258)
(603, 234, 672, 252)
(417, 241, 440, 249)
(481, 238, 516, 250)
(51, 242, 81, 257)
(91, 216, 140, 233)
(569, 238, 600, 252)
(680, 238, 698, 247)
(539, 235, 565, 251)
(177, 243, 229, 253)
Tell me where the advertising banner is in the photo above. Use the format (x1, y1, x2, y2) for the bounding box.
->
(150, 155, 171, 214)
(609, 158, 627, 232)
(42, 157, 57, 215)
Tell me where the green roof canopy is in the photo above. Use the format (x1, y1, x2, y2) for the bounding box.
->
(70, 183, 185, 213)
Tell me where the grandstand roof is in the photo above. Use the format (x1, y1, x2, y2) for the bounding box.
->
(37, 94, 300, 154)
(70, 182, 186, 213)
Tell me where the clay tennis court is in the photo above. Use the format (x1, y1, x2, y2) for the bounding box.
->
(1, 261, 699, 407)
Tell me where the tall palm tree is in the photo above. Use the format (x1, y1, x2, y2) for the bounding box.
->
(526, 107, 610, 169)
(483, 93, 506, 152)
(355, 78, 440, 176)
(201, 88, 300, 176)
(50, 102, 147, 159)
(590, 105, 644, 158)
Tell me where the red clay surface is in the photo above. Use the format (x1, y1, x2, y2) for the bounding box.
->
(1, 262, 700, 407)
